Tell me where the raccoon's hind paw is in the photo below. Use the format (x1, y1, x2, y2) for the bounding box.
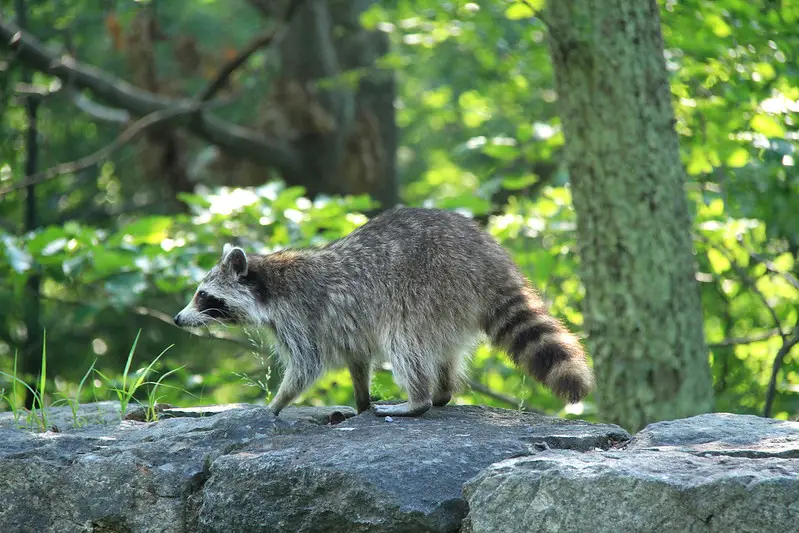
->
(373, 400, 432, 417)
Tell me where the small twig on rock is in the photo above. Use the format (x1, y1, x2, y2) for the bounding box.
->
(467, 378, 543, 414)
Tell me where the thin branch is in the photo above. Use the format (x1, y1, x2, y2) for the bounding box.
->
(695, 236, 799, 417)
(707, 328, 785, 348)
(764, 322, 799, 418)
(0, 20, 303, 176)
(522, 0, 554, 33)
(0, 99, 226, 197)
(199, 0, 306, 102)
(70, 90, 130, 123)
(739, 241, 799, 293)
(17, 81, 131, 123)
(697, 234, 786, 342)
(14, 80, 61, 102)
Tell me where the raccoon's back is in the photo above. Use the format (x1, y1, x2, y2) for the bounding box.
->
(323, 207, 522, 325)
(329, 207, 515, 286)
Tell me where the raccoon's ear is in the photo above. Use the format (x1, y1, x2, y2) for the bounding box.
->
(222, 243, 234, 258)
(222, 246, 248, 277)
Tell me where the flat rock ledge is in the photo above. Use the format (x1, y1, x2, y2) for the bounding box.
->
(463, 413, 799, 533)
(0, 404, 796, 533)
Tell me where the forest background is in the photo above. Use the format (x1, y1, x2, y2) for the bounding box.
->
(1, 0, 797, 431)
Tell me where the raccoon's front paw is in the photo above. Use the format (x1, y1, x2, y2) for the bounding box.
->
(372, 400, 432, 417)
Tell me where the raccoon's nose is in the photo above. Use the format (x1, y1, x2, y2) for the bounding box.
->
(173, 314, 181, 326)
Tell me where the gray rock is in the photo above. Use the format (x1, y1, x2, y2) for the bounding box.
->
(463, 414, 799, 533)
(625, 412, 799, 458)
(0, 402, 627, 533)
(0, 400, 123, 431)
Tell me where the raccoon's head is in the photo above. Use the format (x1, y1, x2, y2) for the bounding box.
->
(173, 243, 265, 328)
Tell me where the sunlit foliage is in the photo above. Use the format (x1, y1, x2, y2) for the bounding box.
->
(1, 0, 797, 421)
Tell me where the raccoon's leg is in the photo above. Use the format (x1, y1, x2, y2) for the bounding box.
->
(432, 358, 456, 407)
(268, 359, 324, 416)
(433, 344, 473, 407)
(347, 358, 373, 414)
(373, 349, 433, 417)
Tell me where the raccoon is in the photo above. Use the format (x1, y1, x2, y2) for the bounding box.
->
(173, 206, 594, 417)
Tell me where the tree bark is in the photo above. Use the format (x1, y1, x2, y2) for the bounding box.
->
(546, 0, 713, 431)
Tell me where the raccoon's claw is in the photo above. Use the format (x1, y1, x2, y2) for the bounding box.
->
(372, 400, 432, 417)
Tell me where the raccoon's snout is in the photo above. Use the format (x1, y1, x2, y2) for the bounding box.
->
(173, 314, 182, 326)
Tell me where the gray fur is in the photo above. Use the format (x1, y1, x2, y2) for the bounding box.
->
(173, 207, 595, 417)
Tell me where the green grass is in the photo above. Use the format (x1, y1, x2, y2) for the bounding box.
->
(0, 328, 187, 430)
(0, 331, 50, 430)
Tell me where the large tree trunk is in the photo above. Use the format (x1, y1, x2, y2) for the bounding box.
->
(546, 0, 713, 431)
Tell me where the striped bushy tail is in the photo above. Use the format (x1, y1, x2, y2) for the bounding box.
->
(483, 287, 594, 403)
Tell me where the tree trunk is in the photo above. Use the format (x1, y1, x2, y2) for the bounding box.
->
(546, 0, 713, 431)
(15, 0, 43, 410)
(245, 0, 398, 210)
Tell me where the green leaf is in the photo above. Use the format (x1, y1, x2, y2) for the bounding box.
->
(1, 235, 32, 273)
(116, 216, 173, 245)
(751, 114, 785, 138)
(459, 91, 493, 128)
(705, 14, 731, 38)
(422, 86, 452, 109)
(91, 247, 134, 276)
(706, 248, 731, 274)
(505, 2, 535, 20)
(482, 142, 520, 162)
(502, 174, 540, 190)
(754, 62, 776, 81)
(726, 148, 749, 168)
(359, 4, 389, 30)
(26, 226, 67, 255)
(687, 147, 714, 175)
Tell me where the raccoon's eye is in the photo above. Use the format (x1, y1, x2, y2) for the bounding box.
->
(197, 290, 208, 300)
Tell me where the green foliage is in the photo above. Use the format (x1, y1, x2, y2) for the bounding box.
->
(1, 0, 798, 423)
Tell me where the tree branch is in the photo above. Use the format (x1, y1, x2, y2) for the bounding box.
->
(738, 240, 799, 293)
(764, 321, 799, 418)
(0, 20, 303, 176)
(199, 0, 306, 102)
(707, 328, 785, 348)
(695, 236, 799, 417)
(69, 90, 130, 123)
(697, 235, 786, 342)
(0, 99, 225, 197)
